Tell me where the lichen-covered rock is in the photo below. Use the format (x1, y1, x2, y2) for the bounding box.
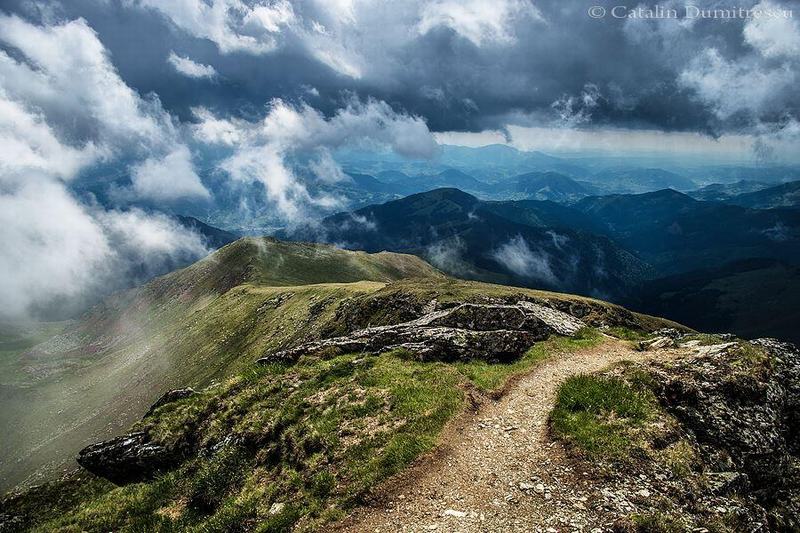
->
(76, 432, 181, 485)
(647, 338, 800, 528)
(258, 301, 586, 364)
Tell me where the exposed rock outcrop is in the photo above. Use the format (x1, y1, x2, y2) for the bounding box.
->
(76, 432, 183, 485)
(258, 301, 587, 364)
(647, 338, 800, 529)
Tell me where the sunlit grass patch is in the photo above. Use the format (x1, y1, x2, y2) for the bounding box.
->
(551, 373, 656, 456)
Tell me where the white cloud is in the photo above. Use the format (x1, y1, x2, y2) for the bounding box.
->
(417, 0, 542, 46)
(0, 93, 101, 181)
(0, 15, 168, 150)
(0, 177, 210, 320)
(134, 0, 295, 54)
(744, 1, 800, 59)
(125, 0, 539, 79)
(168, 51, 218, 78)
(551, 83, 601, 127)
(679, 48, 795, 120)
(190, 107, 244, 146)
(193, 97, 437, 220)
(0, 14, 209, 201)
(131, 145, 210, 201)
(309, 148, 348, 184)
(0, 178, 112, 319)
(492, 235, 558, 285)
(425, 237, 475, 277)
(0, 16, 212, 319)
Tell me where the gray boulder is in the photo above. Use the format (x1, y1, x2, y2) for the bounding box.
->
(77, 432, 181, 485)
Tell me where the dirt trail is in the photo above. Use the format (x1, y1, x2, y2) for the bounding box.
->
(336, 336, 673, 532)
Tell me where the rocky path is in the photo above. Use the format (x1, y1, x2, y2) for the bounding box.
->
(336, 336, 674, 532)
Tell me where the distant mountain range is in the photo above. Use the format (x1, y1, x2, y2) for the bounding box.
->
(66, 143, 800, 235)
(586, 167, 696, 194)
(689, 180, 800, 209)
(574, 189, 800, 274)
(175, 215, 239, 248)
(723, 181, 800, 210)
(285, 186, 800, 341)
(288, 188, 651, 299)
(688, 180, 773, 202)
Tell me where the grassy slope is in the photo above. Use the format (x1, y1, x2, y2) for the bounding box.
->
(6, 331, 616, 533)
(2, 237, 683, 532)
(636, 260, 800, 343)
(0, 238, 443, 492)
(549, 339, 774, 531)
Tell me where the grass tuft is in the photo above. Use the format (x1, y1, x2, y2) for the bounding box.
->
(551, 374, 655, 456)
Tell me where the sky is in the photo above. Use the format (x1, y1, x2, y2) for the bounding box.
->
(1, 0, 799, 319)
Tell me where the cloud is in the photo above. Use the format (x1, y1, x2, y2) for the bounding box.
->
(679, 48, 795, 121)
(0, 92, 100, 180)
(10, 0, 791, 138)
(168, 51, 218, 78)
(131, 145, 210, 201)
(0, 178, 111, 319)
(743, 1, 800, 59)
(492, 235, 558, 285)
(193, 96, 437, 221)
(425, 237, 475, 277)
(418, 0, 542, 46)
(133, 0, 295, 54)
(0, 14, 167, 150)
(0, 15, 212, 320)
(0, 176, 210, 320)
(551, 84, 602, 127)
(0, 14, 208, 199)
(309, 148, 348, 184)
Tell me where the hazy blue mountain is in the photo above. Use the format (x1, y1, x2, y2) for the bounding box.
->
(680, 165, 800, 184)
(479, 199, 606, 234)
(286, 188, 650, 298)
(575, 189, 800, 274)
(492, 171, 600, 202)
(376, 170, 413, 183)
(723, 181, 800, 210)
(688, 180, 772, 201)
(436, 144, 588, 180)
(175, 215, 239, 249)
(587, 168, 696, 193)
(395, 169, 491, 195)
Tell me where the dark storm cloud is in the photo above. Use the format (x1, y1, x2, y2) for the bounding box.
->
(2, 0, 798, 136)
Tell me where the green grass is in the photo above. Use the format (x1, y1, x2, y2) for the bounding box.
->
(455, 328, 602, 391)
(551, 374, 656, 457)
(24, 352, 465, 532)
(0, 321, 70, 386)
(2, 238, 682, 527)
(604, 326, 652, 342)
(630, 512, 688, 532)
(12, 326, 617, 532)
(682, 333, 730, 346)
